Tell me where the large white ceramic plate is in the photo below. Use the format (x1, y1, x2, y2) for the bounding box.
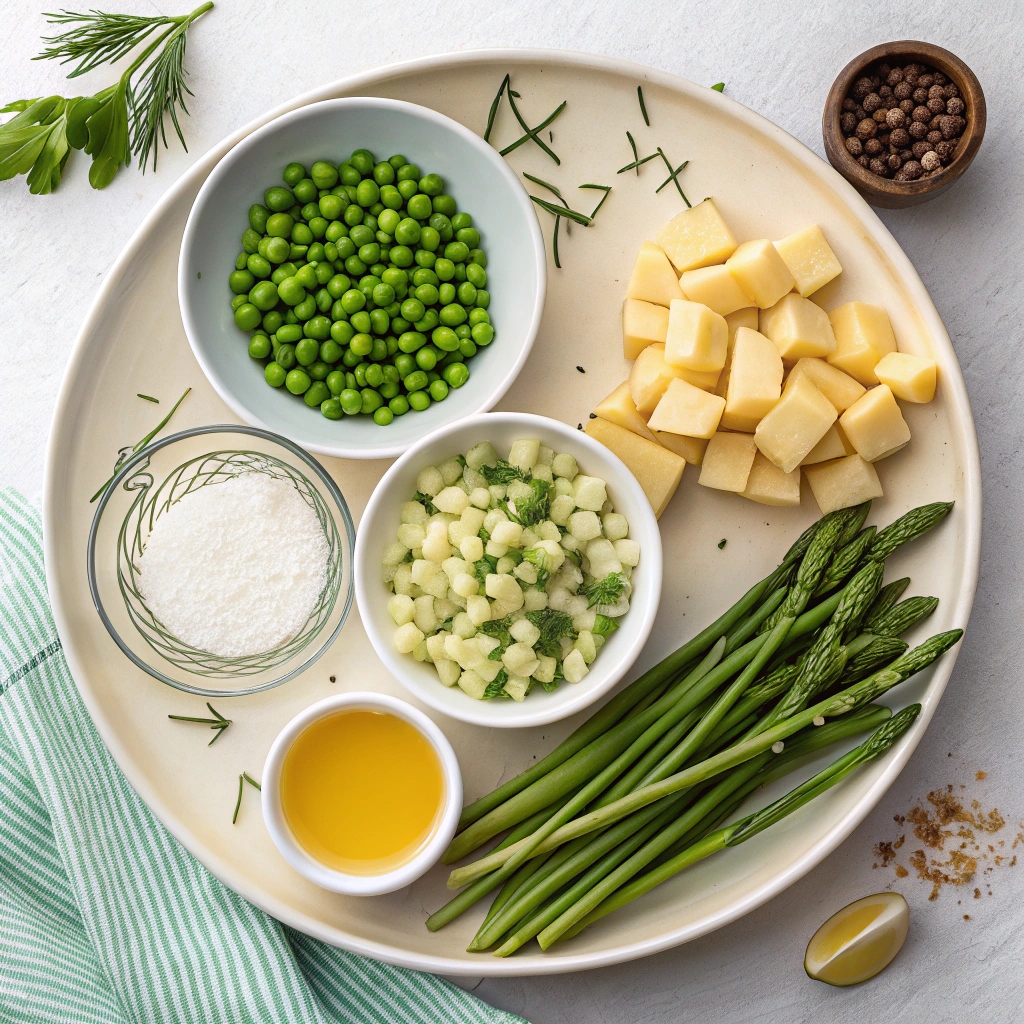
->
(43, 50, 980, 976)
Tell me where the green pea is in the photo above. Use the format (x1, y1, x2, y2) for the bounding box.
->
(429, 379, 450, 402)
(392, 217, 418, 245)
(330, 320, 355, 346)
(415, 309, 439, 332)
(370, 262, 388, 279)
(270, 263, 293, 285)
(279, 162, 304, 186)
(403, 369, 428, 392)
(456, 281, 477, 306)
(265, 186, 294, 212)
(233, 303, 261, 330)
(307, 217, 328, 240)
(290, 179, 314, 205)
(380, 363, 398, 384)
(415, 346, 438, 371)
(345, 255, 367, 276)
(335, 237, 356, 259)
(299, 201, 318, 223)
(289, 243, 309, 261)
(293, 338, 316, 366)
(276, 323, 302, 343)
(241, 227, 262, 254)
(394, 162, 419, 181)
(390, 245, 414, 267)
(325, 221, 346, 243)
(358, 242, 381, 265)
(317, 288, 332, 314)
(431, 326, 460, 352)
(366, 160, 392, 186)
(370, 282, 394, 307)
(360, 389, 383, 414)
(397, 179, 418, 201)
(391, 316, 410, 334)
(266, 236, 290, 263)
(348, 310, 369, 334)
(466, 309, 489, 328)
(326, 370, 346, 396)
(394, 353, 416, 377)
(233, 252, 247, 272)
(380, 184, 403, 210)
(341, 204, 362, 228)
(340, 389, 362, 415)
(350, 333, 373, 357)
(465, 263, 486, 289)
(249, 204, 270, 232)
(244, 254, 269, 280)
(369, 309, 390, 336)
(345, 371, 357, 390)
(279, 278, 307, 305)
(475, 288, 490, 309)
(458, 337, 478, 358)
(353, 363, 369, 388)
(323, 275, 347, 301)
(413, 227, 437, 255)
(443, 362, 470, 388)
(455, 323, 471, 339)
(361, 363, 381, 388)
(405, 194, 431, 220)
(368, 406, 390, 425)
(339, 162, 361, 186)
(300, 380, 327, 408)
(230, 269, 255, 295)
(413, 283, 438, 306)
(308, 360, 330, 382)
(409, 267, 436, 287)
(429, 213, 453, 241)
(283, 368, 309, 395)
(304, 315, 331, 340)
(306, 160, 336, 190)
(265, 362, 287, 387)
(314, 263, 333, 287)
(472, 322, 496, 347)
(347, 224, 371, 247)
(284, 308, 299, 325)
(417, 173, 443, 196)
(408, 390, 431, 411)
(375, 208, 399, 236)
(292, 222, 314, 245)
(399, 331, 427, 354)
(434, 258, 456, 282)
(432, 194, 456, 217)
(388, 394, 409, 416)
(321, 397, 343, 419)
(355, 179, 379, 208)
(262, 310, 284, 334)
(438, 282, 457, 305)
(350, 148, 375, 175)
(398, 298, 426, 325)
(443, 241, 468, 263)
(442, 211, 468, 231)
(294, 295, 317, 320)
(340, 347, 359, 367)
(248, 334, 272, 359)
(315, 194, 342, 222)
(248, 281, 278, 311)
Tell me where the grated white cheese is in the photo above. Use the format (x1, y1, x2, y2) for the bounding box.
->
(138, 473, 329, 657)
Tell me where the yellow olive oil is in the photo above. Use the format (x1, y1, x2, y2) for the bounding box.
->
(281, 710, 444, 875)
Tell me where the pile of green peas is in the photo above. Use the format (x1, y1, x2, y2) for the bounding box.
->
(228, 149, 494, 426)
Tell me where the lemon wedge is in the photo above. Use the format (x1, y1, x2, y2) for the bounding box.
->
(804, 892, 909, 986)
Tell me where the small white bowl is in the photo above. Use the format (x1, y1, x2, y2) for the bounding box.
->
(262, 692, 462, 895)
(178, 97, 545, 460)
(354, 412, 663, 728)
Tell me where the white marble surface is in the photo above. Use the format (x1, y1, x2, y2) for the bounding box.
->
(3, 1, 1022, 1020)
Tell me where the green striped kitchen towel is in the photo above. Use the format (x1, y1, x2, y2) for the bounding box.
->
(0, 489, 525, 1024)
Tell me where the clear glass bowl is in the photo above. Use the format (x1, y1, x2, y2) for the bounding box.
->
(87, 424, 354, 697)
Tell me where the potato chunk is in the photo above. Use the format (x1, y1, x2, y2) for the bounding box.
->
(656, 198, 738, 272)
(629, 343, 687, 416)
(773, 225, 842, 297)
(785, 357, 866, 412)
(664, 300, 729, 373)
(874, 352, 937, 403)
(622, 298, 670, 360)
(721, 327, 783, 432)
(759, 293, 837, 360)
(585, 418, 685, 518)
(742, 452, 801, 506)
(648, 378, 726, 439)
(680, 264, 752, 316)
(699, 432, 758, 492)
(626, 241, 684, 306)
(726, 239, 796, 309)
(594, 381, 659, 442)
(654, 431, 709, 466)
(827, 302, 897, 385)
(800, 424, 852, 466)
(725, 307, 759, 338)
(754, 373, 838, 473)
(804, 454, 883, 514)
(839, 384, 911, 461)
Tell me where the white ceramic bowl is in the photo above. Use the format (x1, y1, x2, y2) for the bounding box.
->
(261, 692, 462, 895)
(178, 97, 546, 459)
(354, 412, 663, 728)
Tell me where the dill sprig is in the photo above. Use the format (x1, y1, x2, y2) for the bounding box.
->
(168, 702, 232, 745)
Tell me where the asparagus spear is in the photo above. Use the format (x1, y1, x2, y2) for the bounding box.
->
(866, 501, 953, 562)
(869, 596, 939, 638)
(863, 577, 911, 629)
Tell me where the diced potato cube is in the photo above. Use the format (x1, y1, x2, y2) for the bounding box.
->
(466, 441, 498, 471)
(416, 465, 445, 496)
(625, 241, 685, 306)
(485, 539, 508, 558)
(413, 595, 437, 634)
(742, 452, 802, 507)
(532, 655, 557, 683)
(586, 538, 622, 578)
(585, 417, 685, 518)
(536, 522, 562, 543)
(457, 670, 488, 699)
(425, 631, 449, 662)
(394, 622, 424, 654)
(574, 631, 598, 664)
(421, 526, 451, 564)
(699, 432, 758, 492)
(552, 453, 578, 480)
(874, 352, 937, 403)
(435, 659, 461, 687)
(397, 523, 425, 550)
(839, 385, 911, 461)
(654, 431, 709, 466)
(524, 588, 548, 611)
(483, 508, 508, 533)
(433, 486, 471, 515)
(572, 475, 608, 512)
(475, 633, 501, 658)
(460, 535, 484, 562)
(801, 424, 852, 466)
(656, 198, 738, 272)
(532, 464, 553, 485)
(568, 510, 603, 542)
(785, 357, 865, 412)
(392, 562, 413, 596)
(465, 594, 490, 626)
(485, 572, 523, 605)
(442, 556, 469, 581)
(468, 487, 490, 509)
(725, 307, 759, 338)
(602, 512, 629, 541)
(804, 454, 883, 513)
(400, 500, 429, 525)
(664, 300, 729, 373)
(411, 559, 449, 598)
(773, 225, 842, 297)
(503, 676, 530, 701)
(648, 378, 726, 439)
(452, 572, 479, 598)
(506, 480, 533, 504)
(510, 618, 541, 647)
(448, 520, 471, 547)
(496, 555, 517, 575)
(503, 642, 540, 678)
(614, 538, 641, 567)
(562, 649, 590, 683)
(726, 239, 795, 309)
(827, 302, 897, 385)
(623, 298, 670, 359)
(595, 382, 659, 443)
(488, 484, 506, 505)
(754, 373, 837, 473)
(759, 293, 836, 360)
(549, 493, 576, 526)
(491, 520, 524, 547)
(629, 344, 684, 417)
(383, 542, 410, 571)
(438, 457, 464, 486)
(413, 640, 429, 663)
(509, 438, 540, 473)
(680, 263, 752, 316)
(552, 478, 573, 498)
(721, 327, 783, 432)
(452, 611, 476, 638)
(674, 366, 721, 391)
(463, 466, 488, 489)
(388, 594, 415, 625)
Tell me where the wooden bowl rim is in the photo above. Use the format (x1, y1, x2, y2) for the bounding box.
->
(822, 39, 987, 200)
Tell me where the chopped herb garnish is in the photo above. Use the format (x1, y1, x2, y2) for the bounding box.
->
(579, 182, 612, 217)
(577, 423, 583, 430)
(501, 91, 565, 163)
(718, 538, 727, 549)
(137, 393, 159, 403)
(589, 412, 597, 418)
(412, 490, 439, 515)
(582, 571, 628, 608)
(576, 365, 585, 373)
(479, 616, 514, 651)
(480, 459, 529, 485)
(482, 671, 509, 699)
(529, 194, 592, 226)
(168, 701, 231, 745)
(655, 157, 689, 196)
(617, 150, 659, 175)
(526, 608, 576, 658)
(655, 147, 691, 206)
(232, 774, 244, 824)
(592, 614, 620, 638)
(637, 85, 650, 125)
(243, 772, 261, 791)
(484, 73, 510, 142)
(625, 129, 641, 176)
(508, 478, 551, 527)
(711, 82, 725, 93)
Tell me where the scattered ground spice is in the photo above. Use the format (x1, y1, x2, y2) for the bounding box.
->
(872, 775, 1021, 906)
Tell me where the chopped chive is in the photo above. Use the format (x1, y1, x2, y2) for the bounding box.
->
(243, 772, 261, 791)
(484, 74, 510, 142)
(576, 365, 585, 373)
(626, 130, 640, 176)
(712, 82, 726, 93)
(616, 152, 659, 175)
(579, 183, 612, 218)
(231, 774, 244, 824)
(656, 148, 691, 206)
(169, 701, 233, 746)
(718, 538, 728, 549)
(655, 158, 689, 194)
(552, 215, 561, 269)
(523, 172, 566, 202)
(529, 195, 592, 226)
(637, 85, 650, 125)
(500, 96, 566, 163)
(137, 393, 159, 403)
(549, 130, 553, 143)
(207, 702, 228, 723)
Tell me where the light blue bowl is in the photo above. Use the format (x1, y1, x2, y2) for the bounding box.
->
(178, 97, 546, 460)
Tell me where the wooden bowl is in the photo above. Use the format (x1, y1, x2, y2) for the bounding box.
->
(823, 41, 986, 209)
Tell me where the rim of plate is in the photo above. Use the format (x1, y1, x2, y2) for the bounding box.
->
(43, 48, 982, 976)
(178, 96, 547, 460)
(352, 411, 663, 728)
